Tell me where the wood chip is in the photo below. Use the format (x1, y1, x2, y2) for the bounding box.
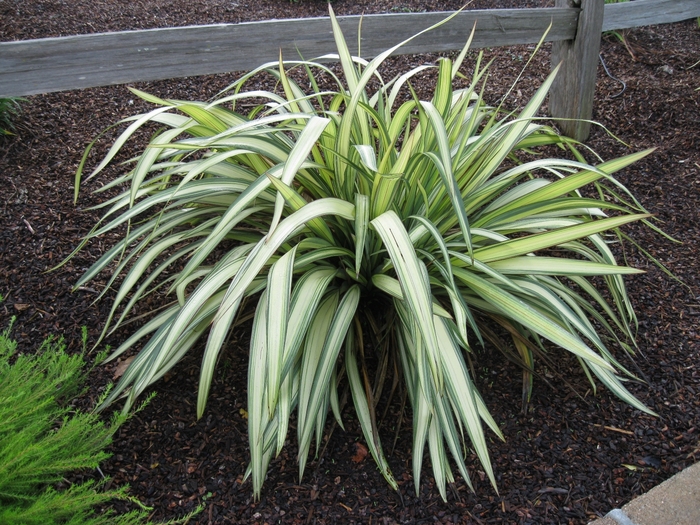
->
(113, 356, 136, 379)
(352, 442, 369, 463)
(594, 424, 634, 436)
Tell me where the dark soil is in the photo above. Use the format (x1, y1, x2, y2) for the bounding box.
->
(2, 2, 700, 524)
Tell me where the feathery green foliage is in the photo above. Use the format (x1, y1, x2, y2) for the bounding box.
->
(0, 319, 186, 524)
(67, 7, 659, 500)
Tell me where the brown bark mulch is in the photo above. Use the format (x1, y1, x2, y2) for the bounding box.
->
(1, 1, 699, 524)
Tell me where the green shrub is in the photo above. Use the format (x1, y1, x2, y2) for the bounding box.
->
(68, 8, 659, 500)
(0, 97, 26, 136)
(0, 320, 160, 524)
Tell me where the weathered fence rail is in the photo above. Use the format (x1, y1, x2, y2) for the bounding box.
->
(1, 0, 699, 140)
(1, 8, 579, 98)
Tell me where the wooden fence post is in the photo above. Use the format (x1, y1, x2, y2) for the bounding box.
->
(549, 0, 605, 142)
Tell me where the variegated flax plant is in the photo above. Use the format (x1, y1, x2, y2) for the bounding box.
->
(66, 7, 660, 500)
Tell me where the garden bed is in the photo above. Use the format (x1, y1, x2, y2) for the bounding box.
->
(1, 1, 699, 523)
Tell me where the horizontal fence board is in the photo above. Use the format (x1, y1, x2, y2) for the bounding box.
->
(1, 8, 578, 97)
(603, 0, 700, 32)
(2, 0, 698, 98)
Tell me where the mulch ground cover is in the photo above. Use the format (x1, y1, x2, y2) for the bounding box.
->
(1, 1, 699, 523)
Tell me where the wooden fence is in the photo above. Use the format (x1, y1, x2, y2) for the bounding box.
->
(1, 0, 698, 140)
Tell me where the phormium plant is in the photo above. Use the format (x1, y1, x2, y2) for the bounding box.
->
(66, 8, 660, 500)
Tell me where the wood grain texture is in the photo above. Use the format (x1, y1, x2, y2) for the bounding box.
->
(1, 8, 578, 97)
(2, 0, 697, 137)
(550, 0, 605, 142)
(602, 0, 700, 32)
